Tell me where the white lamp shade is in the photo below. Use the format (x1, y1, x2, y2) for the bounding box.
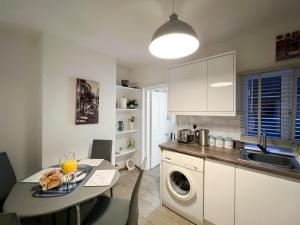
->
(149, 13, 199, 59)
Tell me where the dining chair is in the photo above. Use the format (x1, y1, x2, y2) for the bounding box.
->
(0, 212, 21, 225)
(71, 139, 114, 224)
(0, 152, 17, 212)
(82, 158, 146, 225)
(90, 140, 112, 162)
(90, 139, 113, 197)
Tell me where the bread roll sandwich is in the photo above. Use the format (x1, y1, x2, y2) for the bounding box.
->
(39, 169, 64, 191)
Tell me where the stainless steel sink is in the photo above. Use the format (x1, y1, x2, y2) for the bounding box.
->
(239, 150, 300, 170)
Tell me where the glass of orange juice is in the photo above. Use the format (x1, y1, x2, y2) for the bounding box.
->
(62, 152, 77, 190)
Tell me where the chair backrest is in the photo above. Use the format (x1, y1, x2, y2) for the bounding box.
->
(0, 152, 16, 212)
(90, 140, 112, 162)
(0, 213, 21, 225)
(127, 158, 146, 225)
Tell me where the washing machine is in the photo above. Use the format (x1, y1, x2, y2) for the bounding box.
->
(161, 150, 204, 225)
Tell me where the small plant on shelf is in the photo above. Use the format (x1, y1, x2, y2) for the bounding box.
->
(127, 99, 139, 109)
(127, 138, 135, 149)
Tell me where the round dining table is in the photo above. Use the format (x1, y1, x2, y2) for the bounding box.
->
(3, 160, 120, 225)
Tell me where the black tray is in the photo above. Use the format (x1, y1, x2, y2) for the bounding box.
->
(32, 165, 92, 198)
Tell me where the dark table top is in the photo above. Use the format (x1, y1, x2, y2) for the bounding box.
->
(160, 141, 300, 181)
(3, 160, 120, 218)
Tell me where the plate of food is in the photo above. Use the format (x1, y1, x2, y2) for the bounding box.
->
(32, 165, 92, 197)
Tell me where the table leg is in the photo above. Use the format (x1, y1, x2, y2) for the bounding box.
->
(110, 187, 113, 197)
(75, 204, 81, 225)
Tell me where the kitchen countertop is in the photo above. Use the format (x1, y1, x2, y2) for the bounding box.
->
(159, 141, 300, 181)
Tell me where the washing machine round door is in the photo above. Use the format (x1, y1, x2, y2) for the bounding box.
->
(166, 166, 195, 201)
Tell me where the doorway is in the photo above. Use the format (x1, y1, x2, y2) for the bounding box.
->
(143, 84, 175, 170)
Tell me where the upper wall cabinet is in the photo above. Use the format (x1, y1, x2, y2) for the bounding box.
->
(168, 51, 236, 116)
(168, 60, 207, 112)
(207, 53, 235, 112)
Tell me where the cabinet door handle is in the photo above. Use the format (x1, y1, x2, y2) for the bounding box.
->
(165, 157, 171, 160)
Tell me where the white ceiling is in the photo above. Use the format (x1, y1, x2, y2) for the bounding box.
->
(0, 0, 299, 68)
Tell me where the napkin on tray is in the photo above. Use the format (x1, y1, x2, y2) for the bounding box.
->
(21, 168, 60, 183)
(84, 170, 116, 187)
(78, 159, 104, 167)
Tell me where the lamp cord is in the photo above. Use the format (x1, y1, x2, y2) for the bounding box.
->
(172, 0, 175, 13)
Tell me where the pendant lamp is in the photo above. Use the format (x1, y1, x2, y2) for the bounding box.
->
(149, 0, 199, 59)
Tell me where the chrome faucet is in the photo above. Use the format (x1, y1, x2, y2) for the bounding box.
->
(261, 131, 267, 149)
(257, 131, 268, 153)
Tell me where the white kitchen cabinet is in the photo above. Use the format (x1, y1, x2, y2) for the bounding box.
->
(168, 51, 235, 116)
(204, 159, 235, 225)
(168, 60, 207, 112)
(207, 53, 235, 112)
(235, 167, 300, 225)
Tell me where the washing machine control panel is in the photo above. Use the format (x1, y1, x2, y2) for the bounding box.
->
(162, 150, 203, 172)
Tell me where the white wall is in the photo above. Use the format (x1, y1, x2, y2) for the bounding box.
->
(117, 65, 132, 85)
(0, 26, 42, 180)
(177, 115, 241, 140)
(42, 33, 116, 167)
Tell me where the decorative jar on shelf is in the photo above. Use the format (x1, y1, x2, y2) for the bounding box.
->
(120, 97, 127, 109)
(128, 116, 135, 130)
(118, 121, 124, 131)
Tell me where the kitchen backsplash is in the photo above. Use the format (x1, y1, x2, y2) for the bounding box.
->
(176, 115, 242, 140)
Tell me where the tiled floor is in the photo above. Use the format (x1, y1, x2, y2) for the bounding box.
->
(113, 166, 196, 225)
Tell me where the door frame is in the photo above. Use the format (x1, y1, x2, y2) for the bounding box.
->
(142, 83, 168, 170)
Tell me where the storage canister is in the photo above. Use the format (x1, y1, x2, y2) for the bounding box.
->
(216, 136, 224, 148)
(209, 135, 216, 146)
(224, 137, 234, 149)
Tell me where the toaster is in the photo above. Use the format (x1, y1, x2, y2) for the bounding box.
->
(177, 129, 194, 144)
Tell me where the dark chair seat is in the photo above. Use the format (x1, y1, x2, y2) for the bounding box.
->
(82, 158, 146, 225)
(0, 152, 17, 212)
(83, 196, 130, 225)
(0, 213, 21, 225)
(90, 139, 113, 197)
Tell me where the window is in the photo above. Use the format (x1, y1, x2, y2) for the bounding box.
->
(244, 69, 293, 140)
(295, 69, 300, 141)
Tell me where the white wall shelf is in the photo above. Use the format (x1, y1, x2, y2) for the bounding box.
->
(115, 149, 137, 157)
(115, 81, 141, 168)
(116, 85, 139, 91)
(116, 108, 139, 112)
(116, 129, 138, 135)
